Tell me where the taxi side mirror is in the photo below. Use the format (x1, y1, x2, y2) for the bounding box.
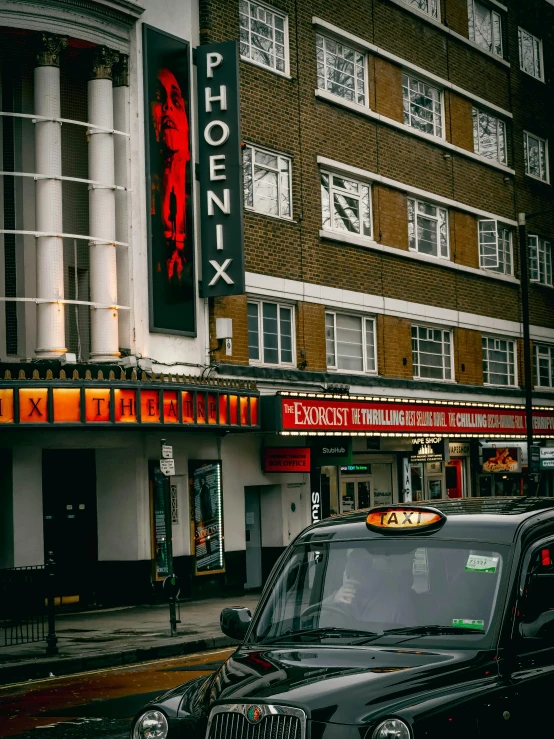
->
(220, 606, 252, 641)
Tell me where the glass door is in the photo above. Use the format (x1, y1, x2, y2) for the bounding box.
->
(340, 477, 372, 512)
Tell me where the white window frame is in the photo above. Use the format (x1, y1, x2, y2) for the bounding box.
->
(535, 343, 554, 389)
(243, 143, 293, 220)
(402, 72, 444, 139)
(478, 219, 513, 275)
(482, 335, 517, 387)
(529, 235, 553, 287)
(239, 0, 290, 77)
(518, 27, 544, 81)
(408, 197, 449, 259)
(316, 33, 368, 107)
(400, 0, 440, 21)
(472, 107, 507, 164)
(523, 131, 550, 183)
(320, 169, 373, 240)
(247, 299, 296, 367)
(411, 325, 454, 382)
(467, 0, 503, 57)
(325, 311, 377, 374)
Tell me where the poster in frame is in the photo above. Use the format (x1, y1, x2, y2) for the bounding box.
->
(189, 460, 225, 575)
(143, 24, 196, 335)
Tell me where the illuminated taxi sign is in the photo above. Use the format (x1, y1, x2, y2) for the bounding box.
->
(366, 506, 445, 533)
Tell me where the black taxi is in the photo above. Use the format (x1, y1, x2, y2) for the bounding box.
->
(131, 497, 554, 739)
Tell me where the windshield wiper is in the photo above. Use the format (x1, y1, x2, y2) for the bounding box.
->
(357, 624, 484, 643)
(260, 627, 378, 644)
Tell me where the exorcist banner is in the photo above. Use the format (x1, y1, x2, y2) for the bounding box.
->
(143, 25, 195, 335)
(268, 394, 554, 438)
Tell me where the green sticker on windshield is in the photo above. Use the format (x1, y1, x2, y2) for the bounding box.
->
(452, 619, 484, 631)
(466, 554, 498, 573)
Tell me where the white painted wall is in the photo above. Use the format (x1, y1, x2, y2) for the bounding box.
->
(221, 434, 310, 551)
(12, 447, 43, 567)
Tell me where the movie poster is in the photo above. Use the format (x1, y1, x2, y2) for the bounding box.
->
(143, 25, 195, 335)
(189, 460, 224, 575)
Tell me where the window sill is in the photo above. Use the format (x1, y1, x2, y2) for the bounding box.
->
(525, 172, 551, 186)
(244, 206, 297, 224)
(384, 0, 510, 67)
(240, 56, 292, 80)
(319, 229, 521, 285)
(519, 66, 545, 83)
(530, 280, 554, 290)
(483, 383, 519, 389)
(249, 361, 297, 370)
(315, 89, 516, 176)
(327, 367, 378, 377)
(412, 376, 456, 384)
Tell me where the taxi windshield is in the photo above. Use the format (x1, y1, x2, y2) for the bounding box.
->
(251, 539, 508, 646)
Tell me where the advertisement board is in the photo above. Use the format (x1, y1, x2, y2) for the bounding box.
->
(143, 25, 195, 335)
(189, 460, 224, 575)
(481, 447, 522, 473)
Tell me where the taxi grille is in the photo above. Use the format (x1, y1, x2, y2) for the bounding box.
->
(208, 709, 302, 739)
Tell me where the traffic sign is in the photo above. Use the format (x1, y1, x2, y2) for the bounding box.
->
(160, 458, 175, 476)
(161, 444, 173, 459)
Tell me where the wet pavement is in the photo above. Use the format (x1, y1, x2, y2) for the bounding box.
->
(0, 647, 233, 739)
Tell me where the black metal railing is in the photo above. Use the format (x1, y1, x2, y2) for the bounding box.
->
(0, 553, 58, 655)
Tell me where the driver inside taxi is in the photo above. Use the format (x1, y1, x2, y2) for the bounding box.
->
(319, 547, 417, 626)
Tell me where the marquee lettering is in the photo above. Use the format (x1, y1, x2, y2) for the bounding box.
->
(93, 398, 105, 416)
(28, 397, 43, 417)
(167, 400, 178, 417)
(147, 398, 157, 416)
(120, 398, 134, 416)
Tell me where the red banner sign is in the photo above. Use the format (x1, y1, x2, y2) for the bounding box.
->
(263, 447, 311, 473)
(280, 396, 554, 437)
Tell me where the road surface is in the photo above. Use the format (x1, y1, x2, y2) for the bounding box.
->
(0, 648, 233, 739)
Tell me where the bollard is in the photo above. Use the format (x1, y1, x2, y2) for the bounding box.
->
(45, 551, 58, 656)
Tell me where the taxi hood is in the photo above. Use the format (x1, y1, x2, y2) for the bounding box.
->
(205, 643, 494, 724)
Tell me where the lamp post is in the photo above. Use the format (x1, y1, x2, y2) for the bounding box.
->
(517, 212, 535, 491)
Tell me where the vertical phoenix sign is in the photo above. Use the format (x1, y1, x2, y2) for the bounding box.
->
(197, 42, 245, 297)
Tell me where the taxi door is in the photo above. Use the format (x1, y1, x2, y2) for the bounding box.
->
(508, 537, 554, 737)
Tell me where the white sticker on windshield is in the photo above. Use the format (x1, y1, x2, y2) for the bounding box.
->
(466, 554, 499, 573)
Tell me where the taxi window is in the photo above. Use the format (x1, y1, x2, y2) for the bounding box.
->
(252, 539, 507, 645)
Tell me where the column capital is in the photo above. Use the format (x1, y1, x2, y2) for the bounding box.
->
(90, 46, 120, 81)
(113, 55, 129, 87)
(36, 32, 67, 68)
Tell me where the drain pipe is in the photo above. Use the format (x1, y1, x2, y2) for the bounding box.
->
(88, 46, 120, 361)
(34, 33, 67, 358)
(113, 55, 131, 354)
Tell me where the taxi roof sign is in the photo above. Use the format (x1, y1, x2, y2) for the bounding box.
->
(366, 506, 445, 533)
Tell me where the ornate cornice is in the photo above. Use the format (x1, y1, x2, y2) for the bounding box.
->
(90, 45, 120, 80)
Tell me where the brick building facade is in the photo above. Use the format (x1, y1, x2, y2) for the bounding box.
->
(200, 0, 554, 579)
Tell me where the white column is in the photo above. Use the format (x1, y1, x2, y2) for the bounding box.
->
(113, 56, 131, 352)
(34, 34, 67, 358)
(88, 47, 120, 361)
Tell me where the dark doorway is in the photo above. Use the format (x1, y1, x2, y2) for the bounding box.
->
(42, 449, 97, 606)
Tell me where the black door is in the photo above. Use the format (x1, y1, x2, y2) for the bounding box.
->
(42, 449, 97, 606)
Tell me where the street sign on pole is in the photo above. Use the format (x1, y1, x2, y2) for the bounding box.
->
(161, 444, 173, 459)
(160, 458, 176, 477)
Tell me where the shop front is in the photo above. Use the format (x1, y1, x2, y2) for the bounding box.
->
(0, 368, 260, 605)
(262, 392, 554, 518)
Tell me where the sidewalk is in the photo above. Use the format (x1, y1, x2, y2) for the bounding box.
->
(0, 594, 260, 686)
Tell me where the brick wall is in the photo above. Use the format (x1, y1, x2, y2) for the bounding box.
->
(209, 295, 249, 365)
(454, 328, 483, 385)
(202, 0, 554, 390)
(445, 92, 474, 152)
(450, 210, 479, 269)
(296, 301, 326, 371)
(373, 185, 409, 250)
(371, 56, 404, 123)
(377, 315, 413, 378)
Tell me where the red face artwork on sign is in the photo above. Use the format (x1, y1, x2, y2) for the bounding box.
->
(151, 67, 191, 281)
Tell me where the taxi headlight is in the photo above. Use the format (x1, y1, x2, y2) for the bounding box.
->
(133, 710, 169, 739)
(372, 718, 411, 739)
